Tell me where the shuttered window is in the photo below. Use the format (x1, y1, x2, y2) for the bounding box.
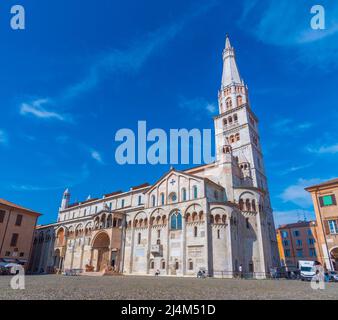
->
(15, 214, 23, 226)
(319, 195, 337, 207)
(10, 233, 19, 247)
(328, 220, 338, 234)
(0, 210, 5, 223)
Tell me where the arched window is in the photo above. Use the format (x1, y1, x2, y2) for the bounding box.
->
(193, 186, 198, 199)
(137, 233, 141, 245)
(175, 261, 179, 270)
(228, 116, 233, 124)
(150, 260, 154, 269)
(182, 188, 187, 201)
(234, 114, 238, 122)
(239, 199, 244, 211)
(188, 259, 193, 270)
(194, 226, 198, 237)
(237, 95, 243, 106)
(152, 195, 156, 207)
(246, 218, 250, 229)
(169, 192, 177, 203)
(138, 195, 142, 205)
(223, 119, 227, 126)
(217, 229, 220, 239)
(252, 200, 256, 212)
(161, 260, 166, 269)
(246, 199, 251, 212)
(160, 193, 165, 205)
(226, 98, 232, 110)
(170, 211, 182, 230)
(235, 133, 240, 141)
(230, 135, 235, 143)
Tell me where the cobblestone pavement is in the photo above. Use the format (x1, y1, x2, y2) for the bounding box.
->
(0, 275, 337, 300)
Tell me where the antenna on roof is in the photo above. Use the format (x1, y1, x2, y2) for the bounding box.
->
(303, 210, 307, 222)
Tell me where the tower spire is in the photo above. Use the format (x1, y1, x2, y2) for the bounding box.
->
(221, 35, 242, 87)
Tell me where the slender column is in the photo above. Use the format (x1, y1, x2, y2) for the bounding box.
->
(182, 212, 186, 276)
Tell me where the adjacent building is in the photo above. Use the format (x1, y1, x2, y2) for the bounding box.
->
(276, 221, 319, 271)
(0, 198, 41, 269)
(29, 36, 279, 278)
(305, 178, 338, 271)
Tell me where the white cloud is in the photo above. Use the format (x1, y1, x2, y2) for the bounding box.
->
(279, 163, 313, 175)
(307, 143, 338, 154)
(20, 99, 67, 121)
(273, 209, 315, 227)
(179, 97, 217, 115)
(238, 0, 338, 69)
(272, 118, 313, 134)
(91, 150, 103, 164)
(25, 2, 218, 112)
(279, 178, 323, 207)
(0, 130, 8, 145)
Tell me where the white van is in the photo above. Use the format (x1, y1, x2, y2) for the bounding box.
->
(298, 260, 316, 281)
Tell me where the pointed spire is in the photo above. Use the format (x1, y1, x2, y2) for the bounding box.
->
(225, 34, 231, 50)
(221, 35, 242, 87)
(64, 188, 70, 195)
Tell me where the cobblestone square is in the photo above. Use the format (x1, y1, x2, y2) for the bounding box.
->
(0, 275, 337, 300)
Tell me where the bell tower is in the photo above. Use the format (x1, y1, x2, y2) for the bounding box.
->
(214, 35, 279, 268)
(215, 35, 269, 197)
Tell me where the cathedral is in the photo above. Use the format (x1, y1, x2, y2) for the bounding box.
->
(29, 36, 279, 278)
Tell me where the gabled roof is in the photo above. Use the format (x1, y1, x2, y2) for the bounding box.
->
(0, 198, 41, 216)
(305, 178, 338, 191)
(145, 167, 204, 195)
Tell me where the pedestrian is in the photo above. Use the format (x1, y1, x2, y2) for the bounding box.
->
(239, 264, 243, 279)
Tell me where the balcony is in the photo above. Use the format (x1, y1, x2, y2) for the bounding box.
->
(150, 244, 163, 255)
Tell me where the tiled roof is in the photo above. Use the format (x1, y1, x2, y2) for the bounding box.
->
(305, 178, 338, 190)
(0, 198, 41, 216)
(278, 220, 316, 230)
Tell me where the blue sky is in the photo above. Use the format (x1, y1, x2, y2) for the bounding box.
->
(0, 0, 338, 226)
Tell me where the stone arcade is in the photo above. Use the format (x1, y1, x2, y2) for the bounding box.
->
(29, 36, 279, 278)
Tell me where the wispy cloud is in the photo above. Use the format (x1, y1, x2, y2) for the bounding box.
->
(238, 0, 338, 69)
(271, 118, 313, 134)
(22, 2, 218, 114)
(179, 97, 217, 116)
(279, 163, 313, 175)
(307, 143, 338, 154)
(0, 130, 8, 146)
(20, 99, 69, 122)
(279, 178, 323, 207)
(90, 150, 104, 164)
(9, 164, 90, 192)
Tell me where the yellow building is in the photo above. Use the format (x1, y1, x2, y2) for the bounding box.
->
(305, 178, 338, 270)
(276, 221, 320, 271)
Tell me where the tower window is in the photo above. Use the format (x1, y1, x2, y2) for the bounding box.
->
(217, 229, 220, 239)
(182, 188, 187, 201)
(152, 195, 156, 207)
(194, 226, 198, 237)
(161, 193, 165, 205)
(223, 119, 227, 126)
(193, 186, 198, 199)
(235, 133, 240, 141)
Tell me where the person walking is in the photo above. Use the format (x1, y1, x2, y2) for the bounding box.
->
(239, 264, 243, 279)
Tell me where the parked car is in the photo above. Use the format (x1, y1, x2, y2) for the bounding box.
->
(327, 271, 338, 282)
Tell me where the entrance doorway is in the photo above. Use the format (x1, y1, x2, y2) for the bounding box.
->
(92, 232, 110, 271)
